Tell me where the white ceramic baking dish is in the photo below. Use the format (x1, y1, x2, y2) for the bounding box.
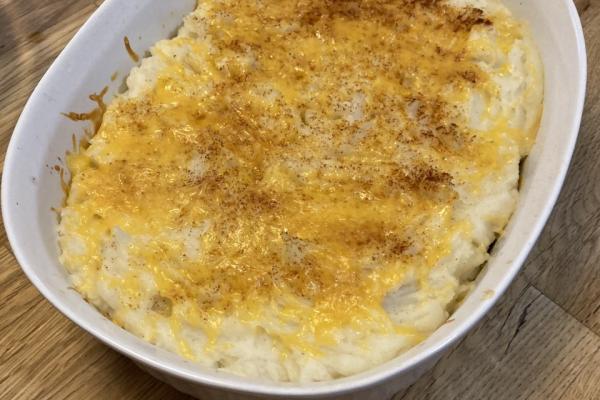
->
(1, 1, 586, 399)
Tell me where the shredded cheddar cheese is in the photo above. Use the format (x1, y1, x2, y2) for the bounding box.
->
(59, 0, 543, 382)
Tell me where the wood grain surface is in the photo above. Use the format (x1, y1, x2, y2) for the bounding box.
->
(1, 1, 599, 399)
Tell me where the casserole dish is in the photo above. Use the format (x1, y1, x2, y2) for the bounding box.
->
(1, 0, 586, 398)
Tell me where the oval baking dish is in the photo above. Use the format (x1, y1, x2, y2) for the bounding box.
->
(1, 0, 586, 399)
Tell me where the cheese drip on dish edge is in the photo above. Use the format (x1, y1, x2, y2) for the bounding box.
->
(59, 0, 543, 382)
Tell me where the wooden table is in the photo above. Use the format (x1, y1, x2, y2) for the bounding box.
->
(1, 1, 599, 399)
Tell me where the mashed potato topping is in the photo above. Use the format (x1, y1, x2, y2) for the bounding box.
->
(59, 0, 543, 382)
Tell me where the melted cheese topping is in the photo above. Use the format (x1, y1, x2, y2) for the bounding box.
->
(59, 0, 543, 381)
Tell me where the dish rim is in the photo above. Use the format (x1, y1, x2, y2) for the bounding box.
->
(1, 0, 587, 397)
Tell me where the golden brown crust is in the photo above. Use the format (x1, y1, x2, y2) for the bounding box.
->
(60, 0, 536, 348)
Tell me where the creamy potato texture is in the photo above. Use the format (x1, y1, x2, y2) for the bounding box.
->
(59, 0, 543, 382)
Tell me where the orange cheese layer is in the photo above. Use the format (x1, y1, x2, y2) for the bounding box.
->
(63, 0, 533, 353)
